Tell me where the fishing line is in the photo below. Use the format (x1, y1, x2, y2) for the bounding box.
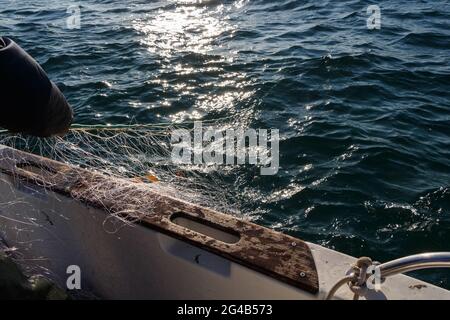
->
(0, 118, 243, 223)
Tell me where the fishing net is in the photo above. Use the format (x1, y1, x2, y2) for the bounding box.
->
(0, 120, 247, 218)
(0, 120, 259, 298)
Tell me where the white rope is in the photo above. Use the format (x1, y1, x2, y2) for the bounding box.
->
(325, 257, 373, 300)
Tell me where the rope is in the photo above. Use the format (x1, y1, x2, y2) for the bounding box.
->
(0, 116, 235, 135)
(0, 123, 181, 134)
(325, 257, 373, 300)
(325, 275, 355, 300)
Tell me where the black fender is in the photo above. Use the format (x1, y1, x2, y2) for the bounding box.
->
(0, 37, 73, 137)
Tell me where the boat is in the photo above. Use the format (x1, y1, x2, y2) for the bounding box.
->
(0, 144, 449, 300)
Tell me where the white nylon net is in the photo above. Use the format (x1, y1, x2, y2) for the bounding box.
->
(0, 121, 247, 216)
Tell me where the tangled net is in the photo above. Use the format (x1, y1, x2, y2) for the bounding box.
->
(0, 120, 247, 220)
(0, 119, 270, 299)
(0, 120, 252, 295)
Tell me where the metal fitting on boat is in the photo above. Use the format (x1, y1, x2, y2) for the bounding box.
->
(378, 252, 450, 278)
(345, 257, 380, 298)
(326, 252, 450, 300)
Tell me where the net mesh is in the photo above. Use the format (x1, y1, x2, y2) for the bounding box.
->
(0, 120, 244, 217)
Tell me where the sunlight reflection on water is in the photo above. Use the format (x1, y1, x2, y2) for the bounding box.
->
(133, 1, 233, 57)
(132, 0, 254, 124)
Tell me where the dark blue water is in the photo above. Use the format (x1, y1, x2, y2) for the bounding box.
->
(1, 0, 450, 289)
